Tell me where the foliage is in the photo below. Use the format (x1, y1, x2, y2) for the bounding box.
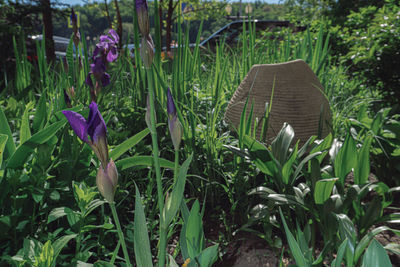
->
(336, 1, 400, 104)
(1, 2, 399, 266)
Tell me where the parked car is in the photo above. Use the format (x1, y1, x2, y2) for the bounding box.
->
(123, 20, 304, 58)
(27, 34, 78, 60)
(199, 20, 305, 49)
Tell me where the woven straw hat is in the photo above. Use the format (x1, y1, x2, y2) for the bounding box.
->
(224, 59, 332, 145)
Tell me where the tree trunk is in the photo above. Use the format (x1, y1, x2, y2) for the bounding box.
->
(104, 0, 112, 29)
(114, 0, 123, 47)
(159, 0, 163, 47)
(165, 0, 174, 52)
(41, 0, 55, 63)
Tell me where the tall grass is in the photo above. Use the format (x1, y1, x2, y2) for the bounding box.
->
(1, 15, 391, 266)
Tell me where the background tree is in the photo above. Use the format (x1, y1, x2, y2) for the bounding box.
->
(41, 0, 56, 63)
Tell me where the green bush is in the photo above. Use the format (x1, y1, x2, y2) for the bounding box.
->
(334, 1, 400, 104)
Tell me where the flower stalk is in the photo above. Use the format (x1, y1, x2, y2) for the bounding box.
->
(63, 103, 131, 266)
(110, 202, 132, 267)
(147, 69, 167, 267)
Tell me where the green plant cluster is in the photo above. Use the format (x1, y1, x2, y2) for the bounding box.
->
(333, 0, 400, 104)
(0, 8, 400, 267)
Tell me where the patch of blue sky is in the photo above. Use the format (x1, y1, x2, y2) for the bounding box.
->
(63, 0, 281, 6)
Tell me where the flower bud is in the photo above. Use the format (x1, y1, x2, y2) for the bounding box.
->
(167, 88, 183, 150)
(140, 35, 154, 68)
(68, 86, 76, 99)
(64, 90, 72, 108)
(170, 117, 183, 150)
(136, 0, 150, 36)
(96, 159, 118, 203)
(145, 93, 156, 130)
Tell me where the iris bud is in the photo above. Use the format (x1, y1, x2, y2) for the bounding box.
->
(170, 117, 183, 150)
(136, 0, 150, 36)
(96, 159, 118, 203)
(167, 88, 183, 150)
(140, 35, 154, 69)
(145, 93, 156, 130)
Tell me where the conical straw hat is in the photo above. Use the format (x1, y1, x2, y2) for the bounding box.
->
(224, 59, 332, 145)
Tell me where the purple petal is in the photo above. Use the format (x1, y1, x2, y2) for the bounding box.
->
(87, 102, 107, 142)
(99, 35, 112, 43)
(91, 57, 106, 76)
(107, 47, 118, 62)
(62, 110, 89, 143)
(93, 46, 100, 58)
(108, 29, 119, 44)
(167, 87, 176, 116)
(70, 9, 77, 25)
(101, 72, 110, 87)
(136, 0, 148, 12)
(85, 73, 94, 87)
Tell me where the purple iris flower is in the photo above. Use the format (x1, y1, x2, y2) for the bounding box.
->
(136, 0, 148, 11)
(85, 57, 110, 88)
(136, 0, 149, 36)
(93, 29, 119, 63)
(167, 87, 177, 118)
(70, 9, 77, 27)
(167, 88, 183, 150)
(62, 102, 109, 168)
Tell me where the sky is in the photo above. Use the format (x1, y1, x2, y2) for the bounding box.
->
(65, 0, 281, 6)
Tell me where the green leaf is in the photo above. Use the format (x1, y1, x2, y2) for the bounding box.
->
(271, 123, 295, 166)
(243, 135, 277, 176)
(361, 239, 391, 267)
(186, 200, 204, 259)
(356, 104, 371, 126)
(163, 154, 192, 227)
(282, 141, 298, 184)
(0, 106, 15, 158)
(370, 108, 390, 136)
(23, 238, 43, 263)
(115, 156, 174, 171)
(293, 152, 322, 182)
(7, 119, 67, 168)
(33, 91, 48, 133)
(35, 240, 54, 267)
(279, 208, 309, 267)
(0, 134, 8, 168)
(336, 214, 356, 265)
(20, 102, 34, 144)
(335, 132, 357, 185)
(354, 136, 372, 185)
(314, 178, 338, 204)
(384, 243, 400, 256)
(51, 234, 77, 267)
(355, 226, 394, 262)
(84, 199, 106, 218)
(94, 261, 116, 267)
(47, 207, 75, 224)
(167, 255, 179, 267)
(133, 185, 153, 267)
(249, 187, 303, 206)
(332, 239, 347, 267)
(359, 197, 382, 234)
(310, 133, 333, 163)
(197, 244, 219, 267)
(109, 127, 154, 161)
(180, 201, 190, 260)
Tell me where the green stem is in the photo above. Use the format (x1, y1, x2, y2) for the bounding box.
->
(173, 149, 179, 185)
(110, 202, 131, 267)
(147, 67, 166, 266)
